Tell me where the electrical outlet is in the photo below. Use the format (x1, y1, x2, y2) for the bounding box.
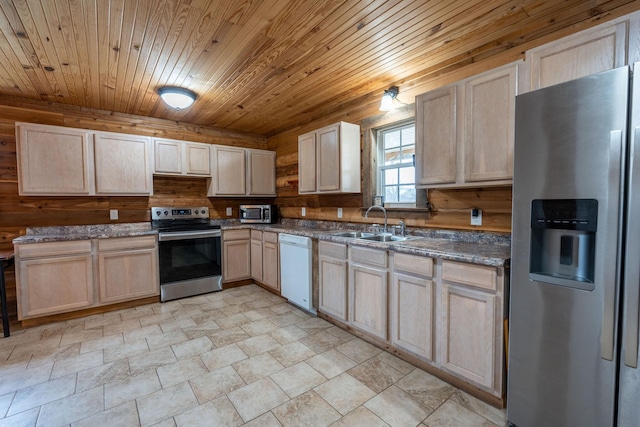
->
(471, 208, 482, 226)
(337, 208, 343, 218)
(226, 207, 232, 216)
(110, 209, 118, 220)
(301, 207, 306, 217)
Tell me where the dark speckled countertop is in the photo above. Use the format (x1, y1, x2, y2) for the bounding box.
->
(13, 220, 510, 267)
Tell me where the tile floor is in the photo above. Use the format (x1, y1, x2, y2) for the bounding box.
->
(0, 285, 507, 427)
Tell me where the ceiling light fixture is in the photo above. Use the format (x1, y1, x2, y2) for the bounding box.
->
(157, 86, 197, 110)
(379, 86, 399, 111)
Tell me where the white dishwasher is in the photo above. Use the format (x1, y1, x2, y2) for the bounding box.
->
(279, 233, 314, 313)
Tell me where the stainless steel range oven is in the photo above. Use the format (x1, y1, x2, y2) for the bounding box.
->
(151, 207, 222, 302)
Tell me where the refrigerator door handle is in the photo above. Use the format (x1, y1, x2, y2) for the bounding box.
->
(624, 126, 640, 368)
(602, 129, 624, 361)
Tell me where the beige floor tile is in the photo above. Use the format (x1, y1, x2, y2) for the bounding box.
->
(240, 411, 283, 427)
(8, 374, 76, 415)
(336, 338, 382, 363)
(84, 313, 123, 329)
(269, 341, 316, 367)
(71, 400, 140, 427)
(271, 362, 326, 398)
(347, 358, 405, 393)
(300, 330, 345, 353)
(220, 304, 247, 316)
(243, 308, 277, 321)
(172, 306, 204, 320)
(120, 305, 156, 321)
(104, 369, 162, 409)
(158, 318, 197, 333)
(37, 386, 104, 427)
(138, 312, 176, 327)
(175, 395, 243, 427)
(272, 390, 341, 427)
(215, 313, 251, 329)
(314, 373, 376, 415)
(103, 318, 143, 336)
(152, 417, 178, 427)
(236, 334, 281, 357)
(422, 400, 499, 427)
(306, 349, 358, 379)
(123, 324, 164, 343)
(329, 406, 390, 427)
(136, 381, 199, 426)
(269, 313, 302, 327)
(0, 407, 39, 427)
(27, 342, 81, 368)
(104, 338, 149, 363)
(76, 359, 130, 392)
(450, 390, 506, 426)
(208, 327, 251, 347)
(233, 352, 284, 384)
(297, 317, 333, 333)
(227, 377, 289, 422)
(146, 330, 189, 351)
(129, 347, 177, 375)
(171, 336, 214, 360)
(59, 328, 104, 347)
(200, 343, 248, 371)
(395, 368, 456, 413)
(0, 392, 11, 417)
(156, 355, 209, 388)
(325, 326, 356, 343)
(182, 321, 221, 339)
(190, 365, 246, 403)
(269, 325, 308, 345)
(51, 349, 104, 379)
(270, 303, 295, 315)
(80, 333, 124, 354)
(241, 319, 279, 336)
(374, 351, 416, 375)
(198, 299, 229, 311)
(365, 386, 429, 427)
(0, 362, 53, 395)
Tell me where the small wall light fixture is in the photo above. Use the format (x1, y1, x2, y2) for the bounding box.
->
(157, 86, 197, 110)
(379, 86, 399, 111)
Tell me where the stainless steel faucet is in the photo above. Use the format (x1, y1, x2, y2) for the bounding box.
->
(365, 205, 388, 233)
(393, 220, 406, 236)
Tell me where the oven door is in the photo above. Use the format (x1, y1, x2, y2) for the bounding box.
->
(157, 229, 222, 300)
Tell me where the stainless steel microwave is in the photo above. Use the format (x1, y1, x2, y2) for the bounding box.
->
(239, 204, 277, 224)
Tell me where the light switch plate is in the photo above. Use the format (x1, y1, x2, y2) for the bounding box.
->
(337, 208, 343, 218)
(226, 207, 232, 216)
(471, 208, 482, 226)
(301, 207, 306, 217)
(110, 209, 118, 220)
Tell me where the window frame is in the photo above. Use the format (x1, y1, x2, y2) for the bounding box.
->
(376, 121, 416, 207)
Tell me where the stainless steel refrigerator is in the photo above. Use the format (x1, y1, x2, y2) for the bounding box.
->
(508, 65, 640, 427)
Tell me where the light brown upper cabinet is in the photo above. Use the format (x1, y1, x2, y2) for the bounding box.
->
(94, 132, 153, 195)
(415, 61, 522, 189)
(298, 121, 361, 194)
(16, 123, 95, 196)
(208, 146, 276, 197)
(153, 138, 211, 177)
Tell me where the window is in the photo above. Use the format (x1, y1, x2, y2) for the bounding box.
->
(377, 122, 416, 205)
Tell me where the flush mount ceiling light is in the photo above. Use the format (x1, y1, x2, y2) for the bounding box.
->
(157, 86, 197, 110)
(379, 86, 399, 111)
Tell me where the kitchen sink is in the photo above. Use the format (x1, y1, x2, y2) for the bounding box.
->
(332, 231, 375, 238)
(358, 234, 415, 242)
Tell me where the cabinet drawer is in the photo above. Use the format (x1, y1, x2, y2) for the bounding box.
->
(350, 246, 387, 268)
(319, 241, 347, 258)
(251, 229, 263, 240)
(18, 240, 92, 259)
(263, 231, 278, 244)
(393, 253, 433, 277)
(98, 235, 156, 252)
(224, 229, 250, 241)
(442, 260, 497, 291)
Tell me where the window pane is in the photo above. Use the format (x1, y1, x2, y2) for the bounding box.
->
(384, 148, 402, 165)
(399, 185, 416, 203)
(385, 168, 398, 185)
(399, 166, 415, 184)
(401, 127, 415, 145)
(384, 130, 400, 149)
(400, 145, 415, 162)
(384, 186, 398, 203)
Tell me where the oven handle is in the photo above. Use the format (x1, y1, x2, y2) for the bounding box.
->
(158, 230, 221, 241)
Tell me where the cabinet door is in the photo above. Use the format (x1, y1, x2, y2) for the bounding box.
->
(223, 239, 251, 282)
(316, 124, 341, 191)
(98, 248, 159, 303)
(263, 240, 279, 291)
(391, 272, 434, 361)
(464, 64, 517, 182)
(154, 138, 182, 175)
(319, 254, 348, 321)
(18, 254, 93, 318)
(349, 263, 388, 340)
(250, 238, 263, 282)
(94, 132, 152, 195)
(247, 149, 276, 196)
(440, 284, 496, 389)
(210, 146, 246, 195)
(17, 124, 94, 195)
(527, 20, 627, 91)
(184, 142, 210, 176)
(298, 131, 317, 193)
(415, 86, 458, 185)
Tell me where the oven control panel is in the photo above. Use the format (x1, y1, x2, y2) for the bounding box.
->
(151, 206, 209, 220)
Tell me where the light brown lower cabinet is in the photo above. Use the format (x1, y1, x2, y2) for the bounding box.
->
(223, 229, 251, 282)
(250, 230, 263, 282)
(261, 232, 279, 291)
(318, 241, 348, 321)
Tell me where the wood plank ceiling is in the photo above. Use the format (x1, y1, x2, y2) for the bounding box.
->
(0, 0, 636, 137)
